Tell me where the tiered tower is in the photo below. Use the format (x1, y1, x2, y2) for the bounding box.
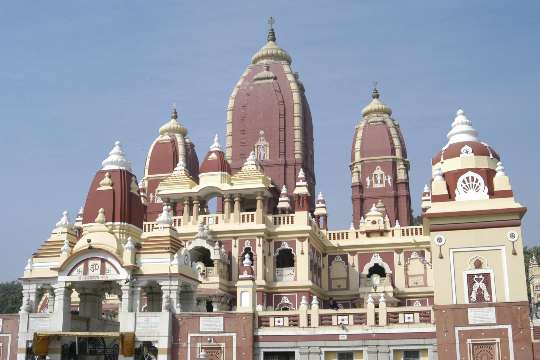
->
(425, 109, 531, 359)
(350, 88, 412, 227)
(226, 18, 315, 209)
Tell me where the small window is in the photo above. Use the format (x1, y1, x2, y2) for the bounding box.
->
(337, 352, 354, 360)
(534, 284, 540, 292)
(403, 350, 420, 360)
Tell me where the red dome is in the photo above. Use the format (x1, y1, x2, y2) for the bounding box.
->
(200, 149, 231, 174)
(432, 141, 500, 165)
(82, 169, 145, 228)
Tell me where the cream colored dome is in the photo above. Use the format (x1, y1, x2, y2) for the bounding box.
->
(361, 88, 392, 117)
(251, 26, 292, 65)
(159, 107, 187, 136)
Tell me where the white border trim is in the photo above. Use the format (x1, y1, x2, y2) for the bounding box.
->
(187, 333, 236, 360)
(454, 325, 513, 360)
(0, 334, 11, 360)
(449, 246, 509, 304)
(463, 268, 497, 304)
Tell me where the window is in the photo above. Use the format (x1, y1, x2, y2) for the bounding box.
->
(403, 350, 420, 360)
(337, 352, 353, 360)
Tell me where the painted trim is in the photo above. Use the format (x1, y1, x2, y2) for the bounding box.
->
(0, 334, 11, 360)
(187, 333, 236, 360)
(449, 246, 509, 304)
(462, 268, 496, 304)
(454, 325, 513, 360)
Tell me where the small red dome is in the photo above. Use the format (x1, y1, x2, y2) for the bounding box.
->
(199, 135, 231, 174)
(82, 169, 145, 228)
(432, 141, 500, 165)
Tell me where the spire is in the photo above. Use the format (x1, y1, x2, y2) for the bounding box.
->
(55, 210, 71, 229)
(101, 141, 132, 172)
(361, 87, 392, 117)
(251, 17, 292, 64)
(267, 16, 276, 42)
(159, 104, 186, 136)
(210, 134, 222, 151)
(277, 185, 291, 212)
(171, 103, 178, 119)
(447, 109, 479, 144)
(296, 168, 307, 186)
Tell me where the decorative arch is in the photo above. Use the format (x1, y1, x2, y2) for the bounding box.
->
(58, 249, 128, 281)
(455, 171, 489, 201)
(361, 253, 392, 275)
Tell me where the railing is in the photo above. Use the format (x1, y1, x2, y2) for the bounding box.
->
(273, 214, 295, 226)
(257, 311, 300, 327)
(386, 306, 432, 324)
(318, 308, 368, 326)
(240, 212, 256, 224)
(200, 214, 219, 225)
(256, 305, 433, 329)
(327, 226, 424, 241)
(392, 226, 423, 237)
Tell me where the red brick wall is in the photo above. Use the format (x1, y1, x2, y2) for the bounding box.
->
(0, 315, 19, 360)
(172, 313, 253, 360)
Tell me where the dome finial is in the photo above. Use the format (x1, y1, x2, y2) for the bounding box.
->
(372, 81, 380, 99)
(171, 103, 178, 120)
(210, 134, 222, 151)
(267, 16, 276, 42)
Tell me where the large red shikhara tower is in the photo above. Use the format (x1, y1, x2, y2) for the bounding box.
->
(350, 88, 412, 228)
(225, 21, 315, 209)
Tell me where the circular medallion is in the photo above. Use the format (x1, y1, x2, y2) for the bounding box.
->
(507, 231, 519, 242)
(434, 234, 446, 246)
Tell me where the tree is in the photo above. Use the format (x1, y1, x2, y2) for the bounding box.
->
(0, 281, 22, 314)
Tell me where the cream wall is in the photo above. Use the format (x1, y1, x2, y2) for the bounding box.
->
(431, 226, 527, 305)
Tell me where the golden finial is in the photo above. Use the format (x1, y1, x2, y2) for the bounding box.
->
(267, 16, 276, 42)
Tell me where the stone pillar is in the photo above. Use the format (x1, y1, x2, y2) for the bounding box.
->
(365, 346, 378, 360)
(182, 198, 191, 225)
(191, 198, 200, 225)
(178, 285, 197, 312)
(378, 294, 387, 326)
(159, 280, 180, 313)
(255, 237, 265, 282)
(233, 194, 241, 223)
(78, 288, 103, 319)
(310, 297, 319, 328)
(132, 286, 142, 312)
(223, 195, 232, 223)
(47, 287, 55, 314)
(255, 193, 265, 224)
(299, 296, 309, 327)
(120, 284, 133, 313)
(51, 282, 72, 331)
(366, 295, 375, 326)
(428, 346, 438, 360)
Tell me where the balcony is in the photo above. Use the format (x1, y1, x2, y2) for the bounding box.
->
(256, 304, 434, 331)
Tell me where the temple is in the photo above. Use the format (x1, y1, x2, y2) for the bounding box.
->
(1, 19, 537, 360)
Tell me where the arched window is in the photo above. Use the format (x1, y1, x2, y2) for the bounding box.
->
(367, 263, 386, 278)
(276, 248, 294, 268)
(189, 246, 213, 267)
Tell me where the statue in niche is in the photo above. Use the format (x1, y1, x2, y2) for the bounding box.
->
(254, 130, 269, 161)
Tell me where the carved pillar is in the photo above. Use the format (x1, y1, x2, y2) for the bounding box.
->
(191, 198, 200, 225)
(51, 282, 72, 331)
(255, 193, 265, 224)
(223, 195, 232, 223)
(182, 198, 191, 225)
(120, 284, 133, 313)
(233, 194, 241, 223)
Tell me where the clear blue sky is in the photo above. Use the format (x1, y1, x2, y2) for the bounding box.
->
(0, 1, 538, 281)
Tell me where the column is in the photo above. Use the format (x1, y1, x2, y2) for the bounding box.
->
(223, 195, 232, 223)
(120, 284, 133, 313)
(191, 198, 200, 225)
(255, 193, 265, 224)
(47, 287, 55, 313)
(255, 237, 265, 282)
(182, 198, 191, 225)
(159, 280, 180, 313)
(233, 194, 241, 223)
(51, 282, 72, 331)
